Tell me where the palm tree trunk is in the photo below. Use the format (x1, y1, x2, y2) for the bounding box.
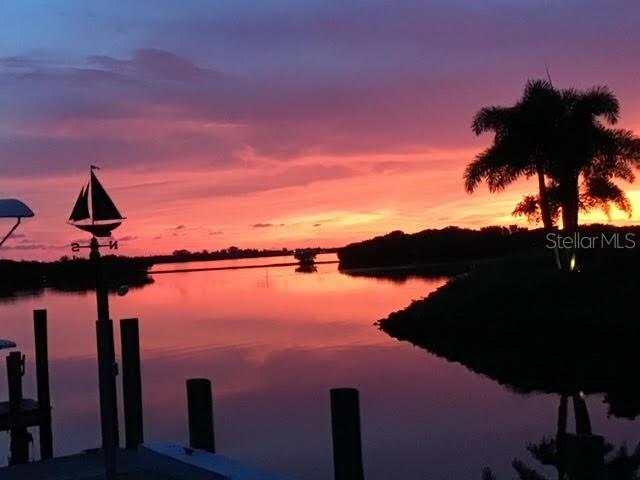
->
(560, 173, 580, 232)
(556, 395, 568, 480)
(537, 165, 563, 269)
(559, 173, 580, 270)
(573, 395, 592, 436)
(536, 165, 553, 230)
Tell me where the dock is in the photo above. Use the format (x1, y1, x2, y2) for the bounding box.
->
(0, 443, 288, 480)
(0, 309, 367, 480)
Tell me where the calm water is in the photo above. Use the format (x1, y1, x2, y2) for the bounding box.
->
(0, 254, 637, 478)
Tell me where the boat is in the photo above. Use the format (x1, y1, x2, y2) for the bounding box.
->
(294, 248, 319, 266)
(68, 167, 124, 237)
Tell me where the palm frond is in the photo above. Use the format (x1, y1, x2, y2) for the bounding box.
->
(464, 153, 492, 193)
(526, 438, 558, 466)
(573, 85, 620, 125)
(522, 79, 555, 99)
(582, 176, 632, 217)
(605, 443, 640, 479)
(512, 459, 548, 480)
(512, 195, 541, 223)
(472, 106, 514, 136)
(481, 467, 497, 480)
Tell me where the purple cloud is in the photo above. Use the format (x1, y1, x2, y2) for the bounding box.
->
(0, 1, 638, 183)
(88, 48, 222, 82)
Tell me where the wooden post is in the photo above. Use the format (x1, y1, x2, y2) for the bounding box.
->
(96, 319, 119, 448)
(120, 318, 144, 450)
(7, 351, 30, 465)
(91, 236, 119, 480)
(330, 388, 364, 480)
(186, 378, 215, 452)
(34, 309, 53, 459)
(7, 352, 23, 412)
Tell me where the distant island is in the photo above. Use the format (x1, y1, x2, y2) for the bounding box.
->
(143, 246, 338, 264)
(0, 246, 338, 298)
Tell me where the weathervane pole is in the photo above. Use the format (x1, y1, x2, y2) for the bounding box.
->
(91, 236, 119, 480)
(68, 167, 125, 480)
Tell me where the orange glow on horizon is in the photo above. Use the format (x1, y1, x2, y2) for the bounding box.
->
(4, 143, 640, 260)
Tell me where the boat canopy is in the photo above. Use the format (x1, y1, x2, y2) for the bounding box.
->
(0, 199, 34, 218)
(0, 198, 35, 247)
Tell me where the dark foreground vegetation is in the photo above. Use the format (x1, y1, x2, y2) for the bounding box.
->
(378, 243, 640, 419)
(0, 246, 339, 298)
(0, 256, 153, 299)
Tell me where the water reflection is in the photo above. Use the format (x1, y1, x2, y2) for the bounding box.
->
(378, 266, 640, 479)
(0, 256, 450, 477)
(484, 395, 640, 480)
(1, 256, 639, 478)
(295, 264, 317, 273)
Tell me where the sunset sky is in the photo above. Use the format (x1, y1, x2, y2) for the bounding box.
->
(1, 0, 640, 259)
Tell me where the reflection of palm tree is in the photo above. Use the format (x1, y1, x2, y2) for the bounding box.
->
(483, 395, 640, 480)
(573, 395, 592, 436)
(556, 395, 568, 480)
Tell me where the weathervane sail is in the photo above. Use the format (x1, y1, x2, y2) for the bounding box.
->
(68, 167, 124, 237)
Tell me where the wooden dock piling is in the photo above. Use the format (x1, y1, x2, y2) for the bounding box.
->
(120, 318, 144, 450)
(34, 309, 53, 459)
(1, 310, 55, 466)
(7, 351, 30, 465)
(330, 388, 365, 480)
(7, 352, 23, 412)
(186, 378, 216, 452)
(96, 318, 119, 480)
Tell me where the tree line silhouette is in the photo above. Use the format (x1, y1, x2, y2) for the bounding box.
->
(0, 255, 153, 298)
(338, 224, 640, 271)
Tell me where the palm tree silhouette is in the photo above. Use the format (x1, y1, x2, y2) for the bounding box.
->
(466, 80, 559, 230)
(466, 80, 640, 233)
(540, 85, 640, 232)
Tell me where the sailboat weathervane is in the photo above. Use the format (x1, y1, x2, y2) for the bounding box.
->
(67, 166, 123, 478)
(69, 166, 125, 239)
